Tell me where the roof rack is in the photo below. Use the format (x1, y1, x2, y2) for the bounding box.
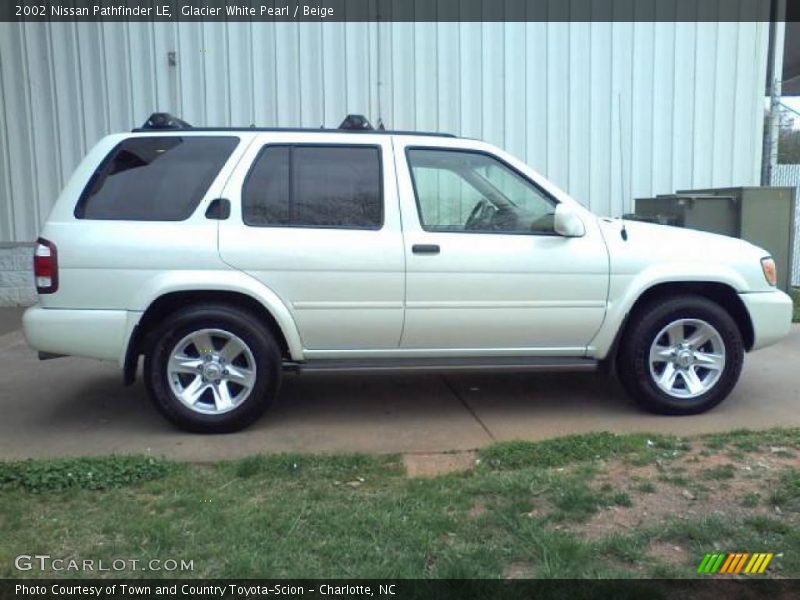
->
(140, 113, 192, 130)
(339, 114, 376, 130)
(134, 112, 455, 138)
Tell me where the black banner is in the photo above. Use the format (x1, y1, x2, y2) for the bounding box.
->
(2, 580, 800, 600)
(1, 0, 794, 23)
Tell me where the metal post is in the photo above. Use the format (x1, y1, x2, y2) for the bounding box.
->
(764, 77, 780, 186)
(762, 0, 786, 186)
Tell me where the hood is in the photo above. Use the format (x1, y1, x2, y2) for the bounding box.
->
(597, 218, 772, 291)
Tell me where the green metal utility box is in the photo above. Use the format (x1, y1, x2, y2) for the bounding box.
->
(632, 187, 795, 292)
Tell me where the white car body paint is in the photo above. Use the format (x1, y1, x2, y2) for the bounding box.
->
(22, 130, 793, 374)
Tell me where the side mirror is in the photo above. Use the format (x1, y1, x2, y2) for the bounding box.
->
(553, 204, 586, 238)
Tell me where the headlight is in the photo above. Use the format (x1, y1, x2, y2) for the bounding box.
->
(761, 257, 777, 286)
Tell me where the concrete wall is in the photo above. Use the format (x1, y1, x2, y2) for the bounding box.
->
(0, 244, 35, 307)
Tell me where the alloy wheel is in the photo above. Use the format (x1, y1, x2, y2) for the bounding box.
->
(648, 318, 726, 399)
(167, 328, 257, 415)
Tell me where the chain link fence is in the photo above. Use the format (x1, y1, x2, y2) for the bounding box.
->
(770, 164, 800, 286)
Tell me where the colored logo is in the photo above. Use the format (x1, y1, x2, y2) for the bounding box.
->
(697, 552, 774, 575)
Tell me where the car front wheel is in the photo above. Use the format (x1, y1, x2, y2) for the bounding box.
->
(617, 295, 744, 415)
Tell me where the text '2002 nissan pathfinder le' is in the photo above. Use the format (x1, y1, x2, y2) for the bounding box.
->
(23, 113, 794, 433)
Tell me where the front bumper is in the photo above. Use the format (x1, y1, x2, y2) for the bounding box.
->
(739, 290, 794, 351)
(22, 305, 136, 364)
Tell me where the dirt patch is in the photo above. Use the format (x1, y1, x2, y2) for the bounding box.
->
(578, 484, 700, 539)
(468, 500, 487, 518)
(403, 451, 477, 478)
(563, 444, 800, 540)
(648, 541, 689, 565)
(503, 562, 533, 579)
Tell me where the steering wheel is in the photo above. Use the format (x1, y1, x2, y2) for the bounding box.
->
(465, 200, 490, 230)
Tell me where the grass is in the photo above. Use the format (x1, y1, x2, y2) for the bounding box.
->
(635, 481, 657, 494)
(703, 428, 800, 451)
(0, 455, 178, 492)
(701, 464, 736, 481)
(479, 432, 689, 471)
(739, 492, 761, 508)
(792, 287, 800, 323)
(1, 429, 799, 580)
(768, 469, 800, 512)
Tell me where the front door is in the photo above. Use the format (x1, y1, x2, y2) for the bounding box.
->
(219, 133, 405, 353)
(395, 141, 609, 355)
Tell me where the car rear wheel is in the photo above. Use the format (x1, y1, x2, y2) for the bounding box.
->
(617, 295, 744, 415)
(144, 304, 281, 432)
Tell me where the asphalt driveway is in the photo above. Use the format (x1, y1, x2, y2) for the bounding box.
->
(0, 308, 798, 461)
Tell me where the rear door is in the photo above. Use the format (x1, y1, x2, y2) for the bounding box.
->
(219, 133, 405, 354)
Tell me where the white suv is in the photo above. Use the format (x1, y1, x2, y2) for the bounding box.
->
(23, 113, 793, 433)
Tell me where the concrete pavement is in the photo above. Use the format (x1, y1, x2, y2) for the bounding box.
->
(0, 307, 25, 337)
(0, 312, 798, 460)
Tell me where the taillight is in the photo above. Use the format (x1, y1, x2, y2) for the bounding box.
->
(33, 238, 58, 294)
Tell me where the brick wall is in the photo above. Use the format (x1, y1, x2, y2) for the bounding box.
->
(0, 244, 36, 307)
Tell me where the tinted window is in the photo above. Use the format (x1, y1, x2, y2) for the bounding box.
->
(76, 136, 238, 220)
(407, 149, 556, 234)
(241, 146, 290, 225)
(243, 145, 382, 229)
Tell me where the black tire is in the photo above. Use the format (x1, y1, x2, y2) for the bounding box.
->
(617, 295, 744, 415)
(143, 303, 281, 433)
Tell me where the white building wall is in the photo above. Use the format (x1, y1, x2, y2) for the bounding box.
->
(0, 20, 771, 244)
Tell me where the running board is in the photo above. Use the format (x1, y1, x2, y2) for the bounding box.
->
(283, 356, 598, 374)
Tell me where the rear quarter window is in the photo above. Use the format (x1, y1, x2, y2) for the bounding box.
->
(74, 136, 238, 221)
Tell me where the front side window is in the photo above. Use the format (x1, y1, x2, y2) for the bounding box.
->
(406, 148, 556, 234)
(243, 145, 382, 229)
(75, 136, 238, 220)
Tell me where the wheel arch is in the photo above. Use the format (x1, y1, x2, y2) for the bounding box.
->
(605, 281, 755, 369)
(124, 289, 302, 385)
